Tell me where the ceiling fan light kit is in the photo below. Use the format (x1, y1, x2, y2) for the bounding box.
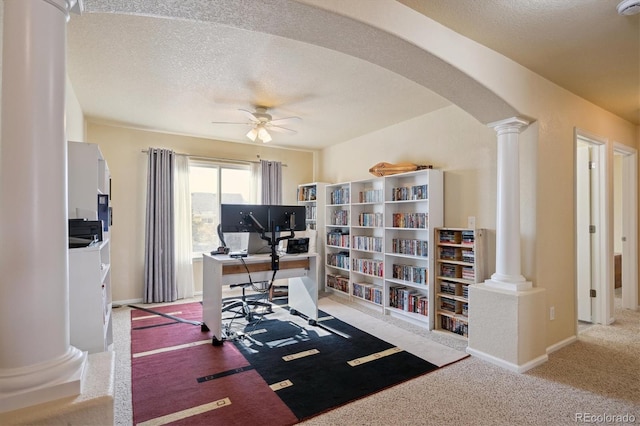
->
(617, 0, 640, 15)
(213, 106, 300, 144)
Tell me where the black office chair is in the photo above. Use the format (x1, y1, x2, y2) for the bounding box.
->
(222, 282, 273, 322)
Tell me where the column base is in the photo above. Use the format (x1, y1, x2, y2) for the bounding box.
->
(0, 347, 86, 413)
(0, 351, 114, 424)
(485, 276, 532, 291)
(467, 283, 547, 373)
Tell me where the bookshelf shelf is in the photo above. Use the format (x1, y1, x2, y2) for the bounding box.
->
(434, 227, 485, 339)
(323, 170, 443, 329)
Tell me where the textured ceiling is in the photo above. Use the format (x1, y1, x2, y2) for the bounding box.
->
(398, 0, 640, 125)
(67, 0, 639, 151)
(67, 11, 451, 150)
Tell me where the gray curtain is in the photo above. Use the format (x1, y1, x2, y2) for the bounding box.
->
(144, 148, 176, 303)
(260, 159, 282, 204)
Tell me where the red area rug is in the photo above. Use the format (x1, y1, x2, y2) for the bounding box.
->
(130, 302, 298, 426)
(130, 301, 441, 425)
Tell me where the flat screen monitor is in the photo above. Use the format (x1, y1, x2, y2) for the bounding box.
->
(220, 204, 270, 233)
(269, 205, 306, 232)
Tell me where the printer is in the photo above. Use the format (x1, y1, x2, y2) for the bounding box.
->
(68, 219, 103, 248)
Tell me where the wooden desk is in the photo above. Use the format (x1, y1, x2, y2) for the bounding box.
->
(202, 253, 318, 344)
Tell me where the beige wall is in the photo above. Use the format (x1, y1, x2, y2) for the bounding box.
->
(320, 100, 638, 349)
(87, 122, 315, 302)
(65, 76, 85, 142)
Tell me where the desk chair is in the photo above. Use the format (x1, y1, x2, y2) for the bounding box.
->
(223, 282, 273, 322)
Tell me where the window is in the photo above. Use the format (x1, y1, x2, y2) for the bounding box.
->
(189, 161, 252, 256)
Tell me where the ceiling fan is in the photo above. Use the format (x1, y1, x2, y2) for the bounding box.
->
(212, 106, 301, 143)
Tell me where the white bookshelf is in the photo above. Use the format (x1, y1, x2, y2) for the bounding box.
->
(297, 182, 329, 286)
(323, 169, 443, 330)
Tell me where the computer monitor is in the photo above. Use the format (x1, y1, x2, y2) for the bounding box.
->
(220, 204, 306, 255)
(269, 205, 306, 232)
(220, 204, 270, 233)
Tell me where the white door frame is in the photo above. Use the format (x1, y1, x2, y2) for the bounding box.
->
(575, 129, 610, 326)
(613, 142, 638, 311)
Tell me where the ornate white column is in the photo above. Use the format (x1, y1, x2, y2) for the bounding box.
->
(467, 116, 547, 373)
(485, 117, 532, 291)
(0, 0, 85, 413)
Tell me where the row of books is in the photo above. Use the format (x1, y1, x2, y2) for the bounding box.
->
(440, 263, 460, 278)
(439, 230, 476, 245)
(352, 236, 383, 252)
(389, 286, 428, 316)
(461, 250, 475, 263)
(352, 258, 384, 277)
(327, 251, 350, 269)
(391, 238, 428, 257)
(438, 230, 461, 244)
(461, 230, 475, 245)
(439, 246, 459, 260)
(440, 316, 468, 337)
(391, 184, 428, 201)
(298, 186, 317, 201)
(439, 246, 475, 262)
(440, 297, 456, 313)
(326, 231, 350, 247)
(330, 210, 349, 226)
(357, 212, 383, 227)
(462, 266, 475, 280)
(391, 212, 428, 229)
(352, 282, 383, 305)
(326, 273, 349, 293)
(392, 263, 427, 285)
(357, 189, 383, 203)
(439, 282, 472, 299)
(304, 205, 316, 221)
(329, 187, 350, 205)
(440, 282, 456, 296)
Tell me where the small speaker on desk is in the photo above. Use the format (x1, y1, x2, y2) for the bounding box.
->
(286, 237, 309, 254)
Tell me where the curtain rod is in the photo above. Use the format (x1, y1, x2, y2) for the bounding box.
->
(141, 150, 287, 167)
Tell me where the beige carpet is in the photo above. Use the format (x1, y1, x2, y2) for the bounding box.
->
(113, 292, 639, 425)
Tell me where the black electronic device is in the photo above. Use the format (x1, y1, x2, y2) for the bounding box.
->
(286, 237, 309, 254)
(68, 219, 103, 243)
(220, 203, 306, 271)
(269, 205, 306, 232)
(220, 204, 270, 233)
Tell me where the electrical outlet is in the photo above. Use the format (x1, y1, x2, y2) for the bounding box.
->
(468, 216, 476, 229)
(549, 306, 555, 320)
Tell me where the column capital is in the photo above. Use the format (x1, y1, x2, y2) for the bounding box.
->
(38, 0, 84, 21)
(487, 116, 531, 134)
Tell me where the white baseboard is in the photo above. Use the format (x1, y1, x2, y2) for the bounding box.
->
(466, 347, 548, 373)
(546, 335, 577, 354)
(113, 294, 203, 306)
(112, 298, 143, 306)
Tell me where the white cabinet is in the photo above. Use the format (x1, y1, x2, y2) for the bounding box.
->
(323, 169, 443, 330)
(68, 141, 113, 353)
(69, 240, 113, 353)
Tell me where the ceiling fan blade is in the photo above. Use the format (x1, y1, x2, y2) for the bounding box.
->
(267, 124, 297, 135)
(238, 108, 260, 123)
(270, 115, 301, 124)
(211, 121, 252, 125)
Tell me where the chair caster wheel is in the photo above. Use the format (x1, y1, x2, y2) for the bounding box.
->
(289, 308, 297, 316)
